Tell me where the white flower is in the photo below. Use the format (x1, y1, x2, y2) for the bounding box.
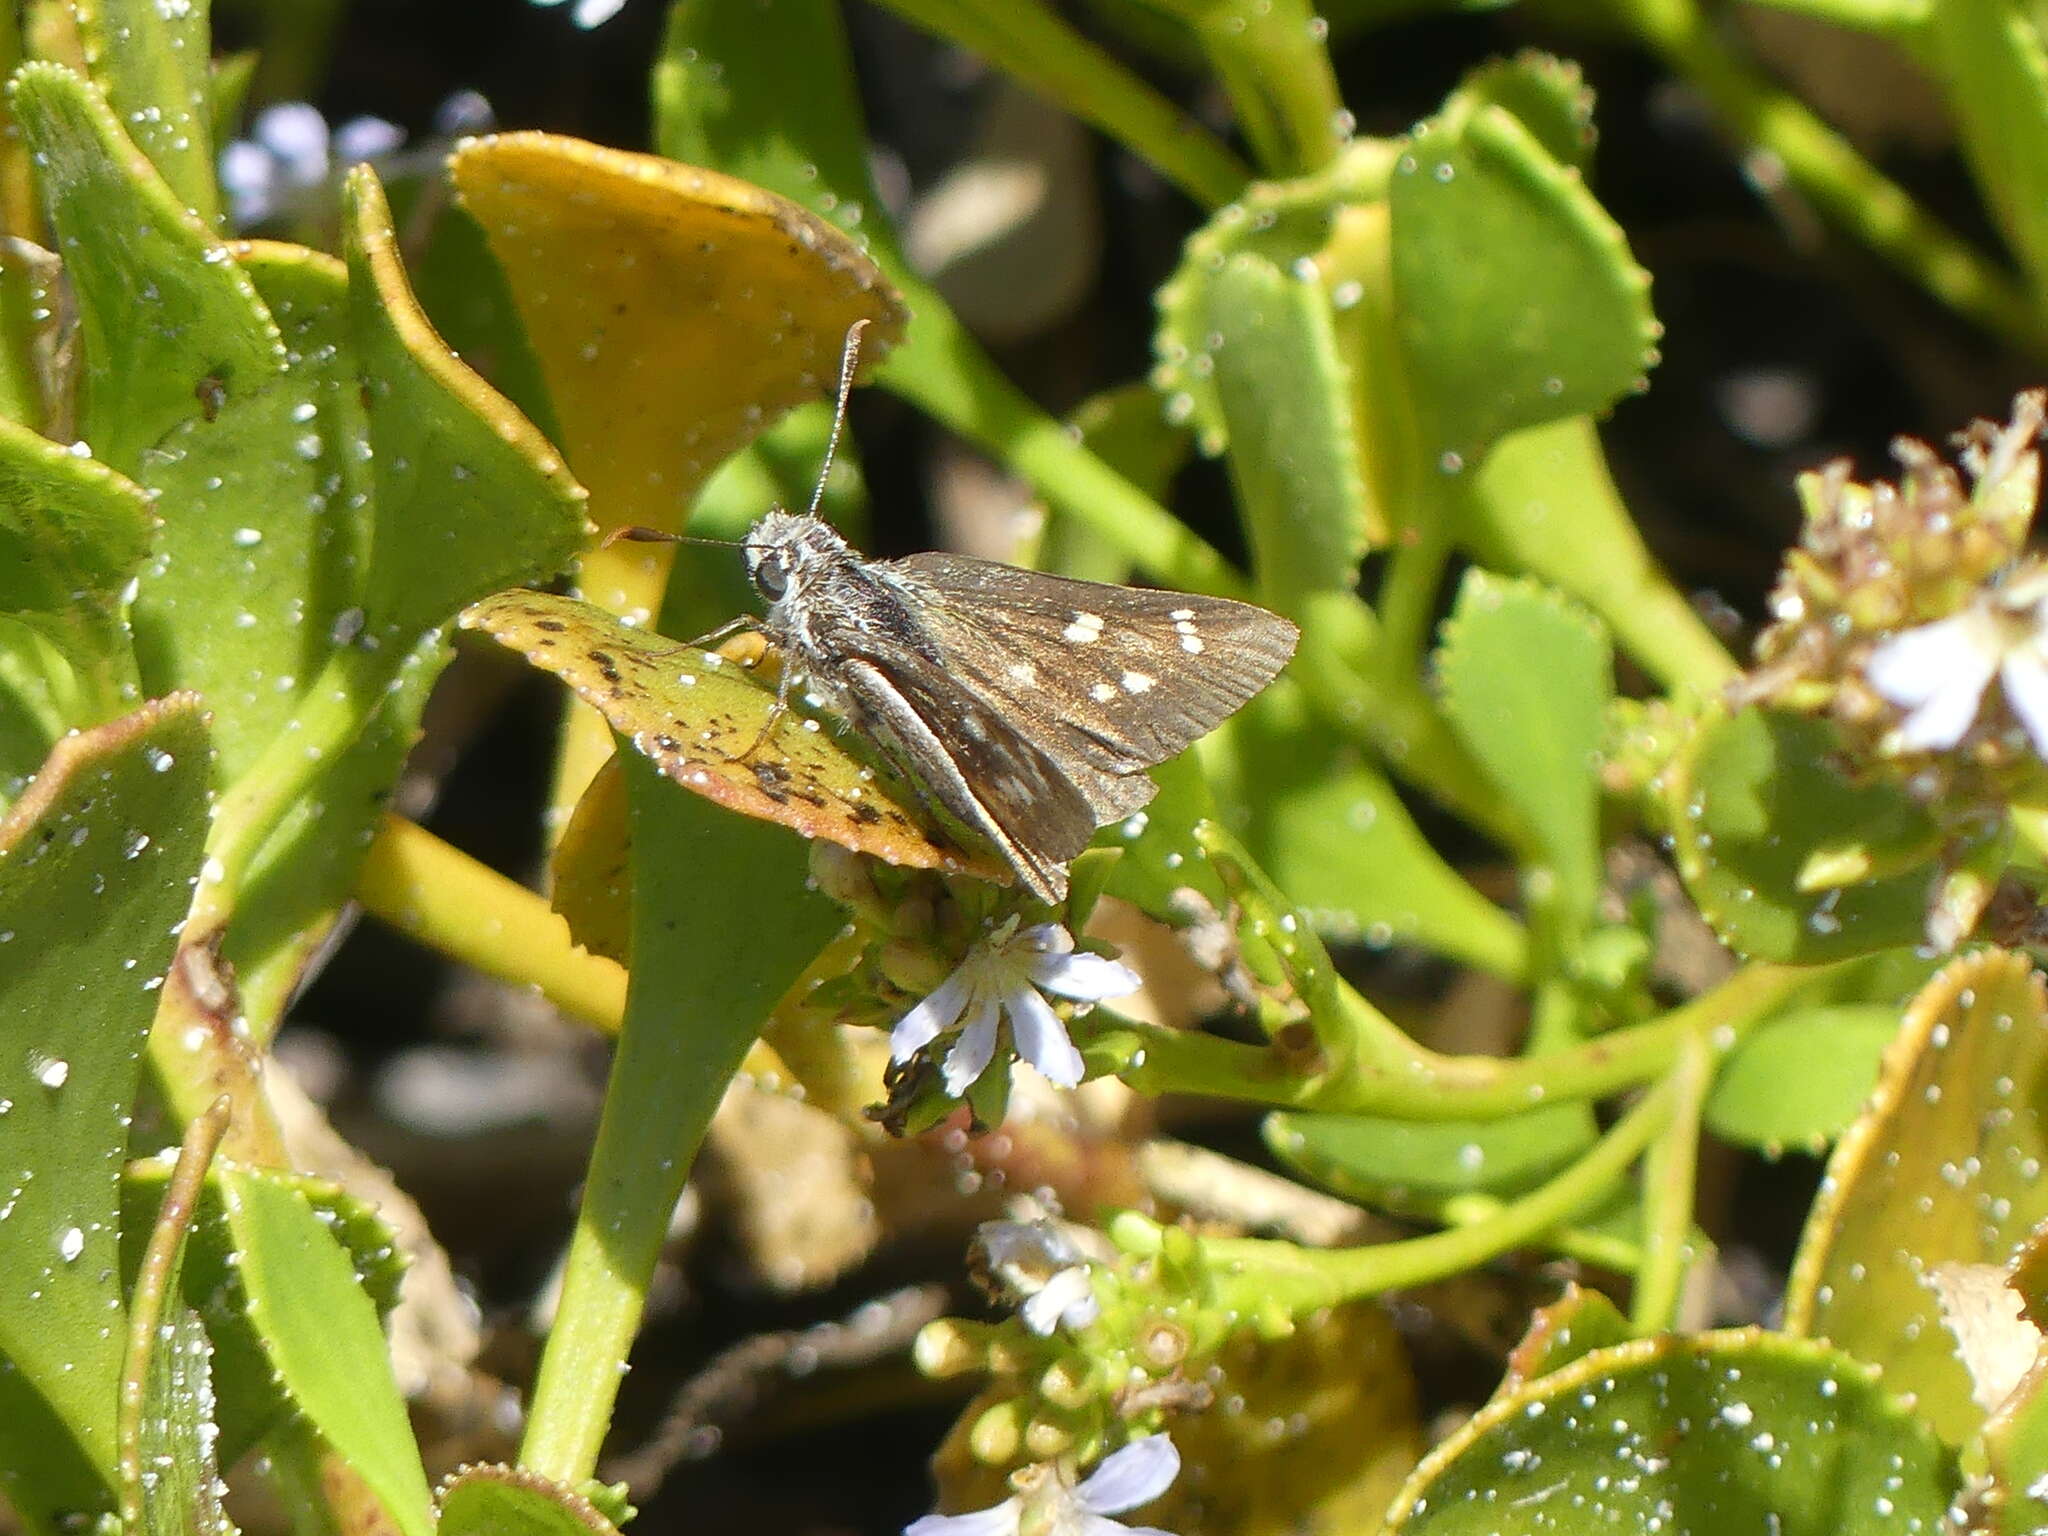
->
(891, 920, 1139, 1095)
(531, 0, 629, 28)
(1866, 579, 2048, 756)
(219, 103, 404, 228)
(905, 1434, 1181, 1536)
(975, 1220, 1101, 1335)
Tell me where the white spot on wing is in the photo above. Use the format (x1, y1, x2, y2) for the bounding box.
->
(1168, 608, 1196, 621)
(1181, 635, 1205, 654)
(1089, 682, 1118, 702)
(1121, 671, 1155, 694)
(1007, 660, 1038, 686)
(1064, 611, 1105, 644)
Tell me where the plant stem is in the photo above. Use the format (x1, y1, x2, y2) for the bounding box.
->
(354, 813, 627, 1033)
(882, 298, 1249, 600)
(870, 0, 1250, 208)
(1631, 1030, 1710, 1331)
(1201, 1074, 1675, 1309)
(1614, 0, 2048, 353)
(1081, 958, 1820, 1116)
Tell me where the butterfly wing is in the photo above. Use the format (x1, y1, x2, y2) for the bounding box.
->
(885, 553, 1300, 785)
(833, 636, 1099, 902)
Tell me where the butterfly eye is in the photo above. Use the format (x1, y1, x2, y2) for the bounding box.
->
(753, 552, 791, 602)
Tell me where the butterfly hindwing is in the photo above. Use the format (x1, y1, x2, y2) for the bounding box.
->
(833, 636, 1100, 901)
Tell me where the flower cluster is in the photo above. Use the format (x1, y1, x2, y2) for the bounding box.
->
(1739, 393, 2048, 789)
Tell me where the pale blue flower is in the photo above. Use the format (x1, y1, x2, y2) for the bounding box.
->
(891, 920, 1139, 1095)
(906, 1434, 1181, 1536)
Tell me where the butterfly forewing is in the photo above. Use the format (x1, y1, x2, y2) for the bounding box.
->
(886, 553, 1301, 779)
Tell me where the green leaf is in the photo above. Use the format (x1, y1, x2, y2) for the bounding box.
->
(226, 631, 441, 1032)
(0, 696, 210, 1527)
(1436, 570, 1611, 927)
(1785, 950, 2048, 1444)
(118, 1158, 408, 1468)
(1668, 708, 1934, 962)
(1464, 415, 1737, 695)
(1265, 1101, 1597, 1208)
(1205, 251, 1374, 599)
(1152, 153, 1381, 461)
(1705, 1005, 1901, 1155)
(8, 62, 283, 476)
(519, 754, 844, 1481)
(1501, 1284, 1633, 1387)
(1389, 97, 1657, 470)
(133, 1308, 232, 1536)
(0, 412, 151, 709)
(1385, 1330, 1959, 1533)
(1927, 0, 2048, 304)
(1453, 52, 1598, 173)
(1227, 677, 1527, 978)
(342, 165, 587, 654)
(130, 243, 367, 782)
(225, 1165, 433, 1536)
(438, 1465, 624, 1536)
(72, 0, 217, 221)
(119, 1103, 236, 1536)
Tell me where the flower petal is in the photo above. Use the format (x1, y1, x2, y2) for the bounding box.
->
(1866, 610, 2002, 748)
(941, 993, 1002, 1095)
(2005, 643, 2048, 758)
(892, 968, 973, 1063)
(905, 1498, 1024, 1536)
(219, 141, 280, 224)
(1021, 922, 1076, 955)
(253, 102, 331, 180)
(1075, 1435, 1180, 1516)
(1029, 950, 1141, 1003)
(333, 116, 405, 165)
(1019, 1265, 1096, 1336)
(1006, 984, 1084, 1088)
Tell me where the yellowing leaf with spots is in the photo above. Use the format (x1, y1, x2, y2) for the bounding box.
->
(458, 588, 1007, 887)
(448, 132, 907, 618)
(450, 132, 907, 821)
(1784, 949, 2048, 1444)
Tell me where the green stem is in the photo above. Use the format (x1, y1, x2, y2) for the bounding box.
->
(519, 767, 842, 1484)
(1082, 957, 1818, 1116)
(1374, 513, 1453, 686)
(1439, 1192, 1643, 1272)
(882, 297, 1249, 599)
(1134, 0, 1347, 176)
(867, 0, 1251, 207)
(1736, 0, 1925, 28)
(1632, 1031, 1710, 1331)
(1201, 1074, 1675, 1309)
(1614, 0, 2048, 353)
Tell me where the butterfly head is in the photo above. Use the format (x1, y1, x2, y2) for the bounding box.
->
(744, 509, 855, 619)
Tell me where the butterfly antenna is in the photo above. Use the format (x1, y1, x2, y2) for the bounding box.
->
(807, 318, 868, 518)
